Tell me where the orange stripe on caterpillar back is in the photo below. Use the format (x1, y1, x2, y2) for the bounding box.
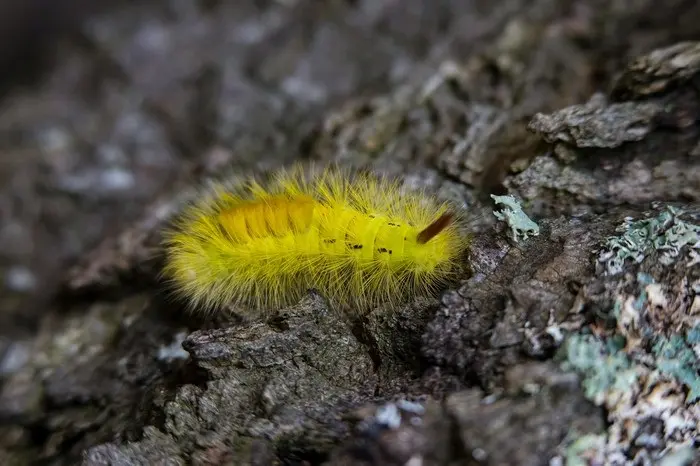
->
(161, 165, 468, 314)
(217, 195, 316, 241)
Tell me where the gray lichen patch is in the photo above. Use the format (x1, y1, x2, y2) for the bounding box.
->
(556, 330, 699, 464)
(419, 200, 699, 463)
(598, 205, 700, 276)
(556, 228, 700, 465)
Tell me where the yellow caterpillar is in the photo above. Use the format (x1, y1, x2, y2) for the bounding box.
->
(161, 165, 467, 314)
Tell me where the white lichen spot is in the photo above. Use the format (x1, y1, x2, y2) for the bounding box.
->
(371, 400, 426, 432)
(4, 265, 37, 292)
(395, 399, 425, 415)
(375, 403, 402, 429)
(471, 448, 488, 461)
(157, 331, 190, 362)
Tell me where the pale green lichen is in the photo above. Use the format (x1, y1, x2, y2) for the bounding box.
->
(491, 194, 540, 242)
(686, 324, 700, 344)
(652, 334, 700, 403)
(558, 206, 700, 463)
(599, 206, 700, 275)
(561, 321, 700, 404)
(557, 329, 698, 463)
(558, 333, 638, 404)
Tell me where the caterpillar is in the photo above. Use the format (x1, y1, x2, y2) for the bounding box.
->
(161, 165, 468, 314)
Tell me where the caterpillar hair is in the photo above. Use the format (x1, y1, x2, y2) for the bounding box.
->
(161, 164, 469, 315)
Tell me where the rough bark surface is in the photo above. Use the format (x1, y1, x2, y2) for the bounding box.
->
(0, 1, 699, 465)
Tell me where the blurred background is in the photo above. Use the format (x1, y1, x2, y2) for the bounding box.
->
(0, 0, 123, 336)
